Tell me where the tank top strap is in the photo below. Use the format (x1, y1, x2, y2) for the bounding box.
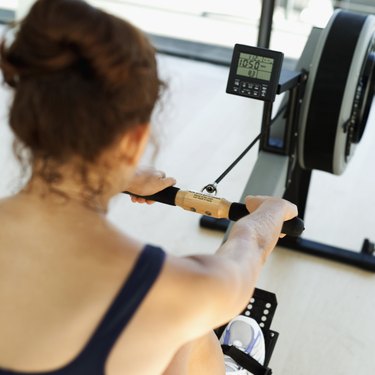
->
(88, 244, 166, 346)
(73, 244, 166, 372)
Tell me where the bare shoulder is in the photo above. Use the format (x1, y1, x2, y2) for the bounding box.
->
(128, 251, 242, 341)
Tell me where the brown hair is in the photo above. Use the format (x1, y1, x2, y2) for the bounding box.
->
(0, 0, 163, 189)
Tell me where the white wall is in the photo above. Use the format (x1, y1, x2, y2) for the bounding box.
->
(16, 0, 35, 19)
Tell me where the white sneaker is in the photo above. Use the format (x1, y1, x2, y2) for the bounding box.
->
(219, 316, 266, 375)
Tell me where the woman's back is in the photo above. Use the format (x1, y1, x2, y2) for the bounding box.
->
(0, 194, 184, 374)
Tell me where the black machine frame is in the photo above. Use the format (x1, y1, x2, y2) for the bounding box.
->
(262, 67, 375, 271)
(256, 10, 375, 272)
(201, 10, 375, 272)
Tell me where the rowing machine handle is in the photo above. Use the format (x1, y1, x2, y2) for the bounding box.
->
(125, 186, 304, 237)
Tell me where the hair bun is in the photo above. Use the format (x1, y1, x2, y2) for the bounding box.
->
(3, 0, 162, 176)
(1, 0, 150, 88)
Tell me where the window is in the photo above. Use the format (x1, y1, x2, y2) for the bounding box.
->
(8, 1, 375, 64)
(86, 0, 335, 61)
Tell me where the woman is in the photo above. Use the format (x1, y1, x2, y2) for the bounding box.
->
(0, 0, 297, 374)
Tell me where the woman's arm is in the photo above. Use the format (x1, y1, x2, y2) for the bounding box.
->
(163, 196, 297, 341)
(124, 169, 296, 342)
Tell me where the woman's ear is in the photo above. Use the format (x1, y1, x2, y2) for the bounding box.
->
(118, 123, 150, 166)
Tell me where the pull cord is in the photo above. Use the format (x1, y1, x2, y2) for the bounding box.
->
(202, 103, 288, 195)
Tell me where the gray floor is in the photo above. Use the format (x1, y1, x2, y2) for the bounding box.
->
(1, 50, 375, 374)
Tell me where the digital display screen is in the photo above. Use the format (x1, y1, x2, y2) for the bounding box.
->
(236, 52, 274, 81)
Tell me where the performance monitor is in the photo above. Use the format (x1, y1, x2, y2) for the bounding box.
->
(226, 44, 284, 102)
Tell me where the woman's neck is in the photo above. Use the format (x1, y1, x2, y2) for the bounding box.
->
(23, 162, 133, 214)
(22, 177, 109, 214)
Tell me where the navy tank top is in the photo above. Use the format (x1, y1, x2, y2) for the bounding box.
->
(0, 245, 166, 374)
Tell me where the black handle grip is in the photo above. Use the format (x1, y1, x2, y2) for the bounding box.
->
(281, 217, 305, 237)
(124, 186, 180, 206)
(229, 202, 304, 237)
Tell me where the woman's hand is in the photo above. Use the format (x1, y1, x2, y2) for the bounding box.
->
(126, 166, 176, 204)
(245, 195, 298, 256)
(244, 195, 298, 224)
(227, 195, 298, 262)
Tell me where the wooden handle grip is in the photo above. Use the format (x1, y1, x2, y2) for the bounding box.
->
(124, 186, 305, 237)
